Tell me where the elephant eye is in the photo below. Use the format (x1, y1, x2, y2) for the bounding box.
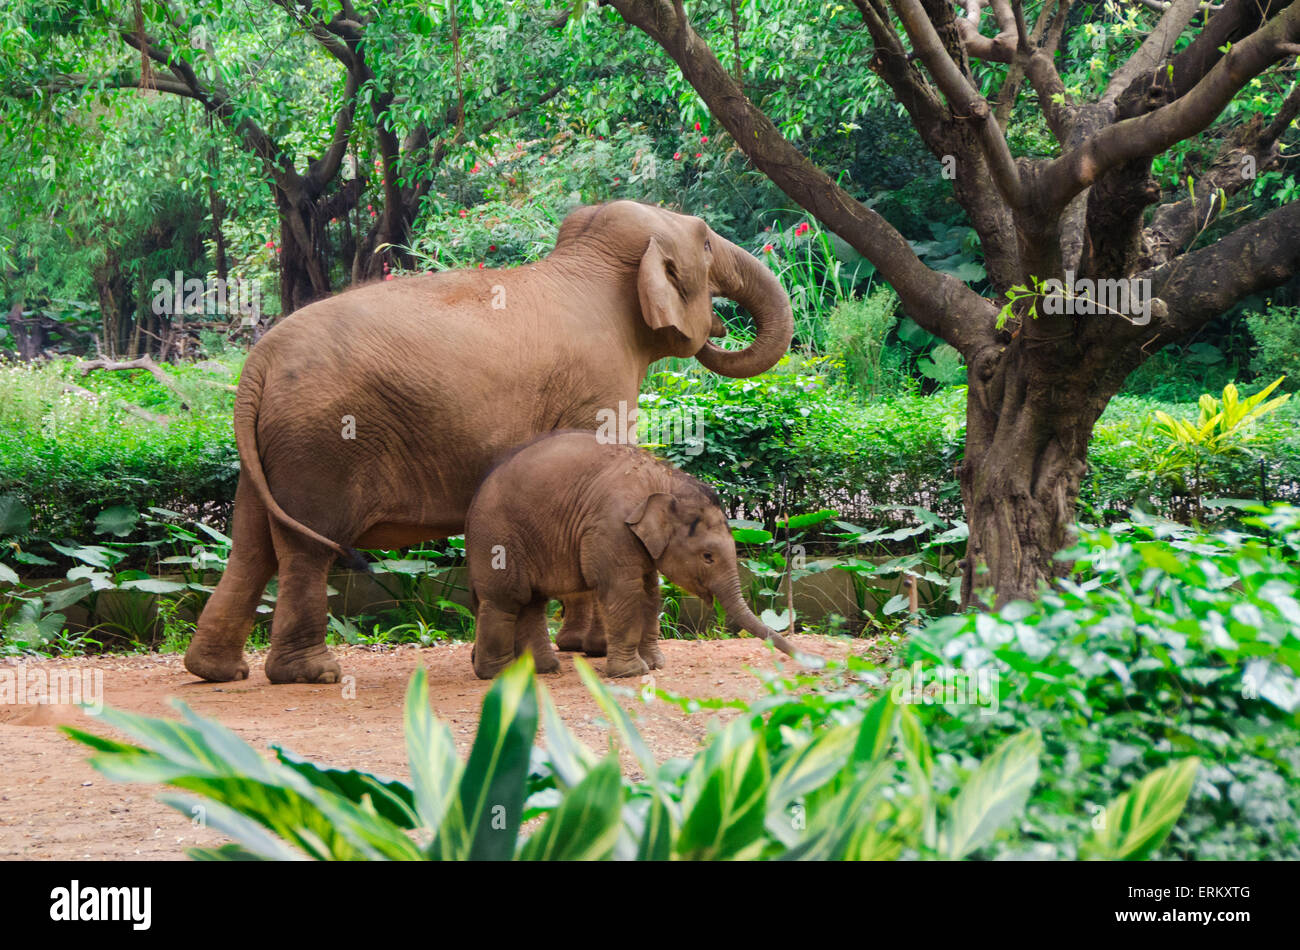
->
(704, 238, 712, 252)
(703, 552, 715, 564)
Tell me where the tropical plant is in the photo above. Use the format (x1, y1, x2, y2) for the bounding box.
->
(1136, 377, 1290, 518)
(66, 651, 1198, 860)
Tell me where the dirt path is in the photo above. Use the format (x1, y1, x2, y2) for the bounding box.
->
(0, 635, 856, 860)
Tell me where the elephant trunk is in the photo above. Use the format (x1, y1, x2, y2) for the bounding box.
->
(697, 234, 794, 379)
(713, 575, 797, 657)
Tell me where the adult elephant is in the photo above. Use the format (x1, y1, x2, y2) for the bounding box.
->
(185, 200, 793, 684)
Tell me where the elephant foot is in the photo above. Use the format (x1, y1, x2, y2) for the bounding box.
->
(533, 649, 562, 675)
(555, 626, 586, 652)
(265, 648, 342, 684)
(183, 644, 249, 683)
(605, 655, 649, 678)
(583, 632, 608, 658)
(640, 646, 666, 670)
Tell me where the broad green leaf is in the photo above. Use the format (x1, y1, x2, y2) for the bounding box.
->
(274, 747, 419, 830)
(0, 495, 32, 536)
(1083, 758, 1200, 860)
(538, 682, 598, 790)
(676, 728, 769, 860)
(404, 666, 462, 835)
(519, 757, 624, 860)
(852, 690, 900, 764)
(939, 730, 1042, 859)
(94, 505, 140, 537)
(454, 656, 538, 861)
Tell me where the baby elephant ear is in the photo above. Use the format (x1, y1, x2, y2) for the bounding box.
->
(626, 492, 677, 560)
(637, 236, 688, 339)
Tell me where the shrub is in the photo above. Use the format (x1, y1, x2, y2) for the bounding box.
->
(909, 506, 1300, 859)
(825, 286, 903, 397)
(1246, 304, 1300, 388)
(68, 653, 1195, 861)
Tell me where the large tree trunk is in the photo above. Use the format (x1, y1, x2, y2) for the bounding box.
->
(959, 335, 1140, 606)
(276, 192, 333, 316)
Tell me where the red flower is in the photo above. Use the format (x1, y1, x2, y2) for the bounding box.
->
(385, 274, 394, 280)
(673, 152, 681, 160)
(459, 209, 468, 218)
(477, 263, 484, 269)
(701, 135, 708, 144)
(265, 241, 274, 248)
(613, 177, 621, 184)
(471, 163, 481, 173)
(693, 122, 701, 131)
(794, 222, 810, 236)
(763, 244, 774, 253)
(694, 153, 702, 158)
(489, 245, 497, 251)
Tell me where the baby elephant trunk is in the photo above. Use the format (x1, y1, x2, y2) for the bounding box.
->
(713, 577, 797, 657)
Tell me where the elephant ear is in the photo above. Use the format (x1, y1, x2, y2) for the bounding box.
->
(637, 236, 689, 339)
(626, 492, 677, 560)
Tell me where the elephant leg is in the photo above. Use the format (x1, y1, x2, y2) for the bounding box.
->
(555, 593, 592, 652)
(515, 598, 560, 674)
(263, 529, 340, 685)
(638, 573, 666, 670)
(596, 582, 650, 679)
(184, 478, 276, 682)
(472, 600, 519, 680)
(583, 605, 608, 657)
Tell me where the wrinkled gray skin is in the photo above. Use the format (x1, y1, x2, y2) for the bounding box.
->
(465, 431, 796, 679)
(182, 201, 792, 684)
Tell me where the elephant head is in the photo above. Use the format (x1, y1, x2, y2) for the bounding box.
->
(553, 201, 793, 376)
(625, 477, 796, 656)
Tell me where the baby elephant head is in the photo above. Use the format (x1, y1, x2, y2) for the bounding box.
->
(625, 484, 795, 656)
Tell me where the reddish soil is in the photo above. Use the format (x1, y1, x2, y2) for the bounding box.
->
(0, 635, 858, 860)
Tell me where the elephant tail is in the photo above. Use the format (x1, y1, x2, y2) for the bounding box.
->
(234, 357, 369, 572)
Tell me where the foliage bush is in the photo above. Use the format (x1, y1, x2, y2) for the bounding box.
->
(825, 286, 904, 397)
(68, 651, 1196, 861)
(1246, 304, 1300, 390)
(0, 357, 241, 548)
(908, 507, 1300, 859)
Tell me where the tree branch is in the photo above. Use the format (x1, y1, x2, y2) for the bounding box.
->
(607, 0, 998, 354)
(1036, 1, 1300, 210)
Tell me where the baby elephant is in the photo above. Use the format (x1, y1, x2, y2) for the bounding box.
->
(465, 430, 795, 679)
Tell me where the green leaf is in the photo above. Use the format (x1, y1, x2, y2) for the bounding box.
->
(94, 505, 140, 537)
(852, 691, 900, 764)
(1083, 758, 1200, 860)
(0, 494, 32, 536)
(519, 757, 624, 860)
(404, 666, 463, 836)
(538, 683, 598, 790)
(779, 509, 838, 530)
(676, 724, 769, 860)
(939, 730, 1042, 859)
(274, 747, 419, 830)
(454, 655, 538, 861)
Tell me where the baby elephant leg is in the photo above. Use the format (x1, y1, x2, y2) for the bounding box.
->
(472, 600, 519, 680)
(555, 592, 608, 656)
(515, 598, 560, 674)
(596, 581, 650, 678)
(639, 573, 666, 670)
